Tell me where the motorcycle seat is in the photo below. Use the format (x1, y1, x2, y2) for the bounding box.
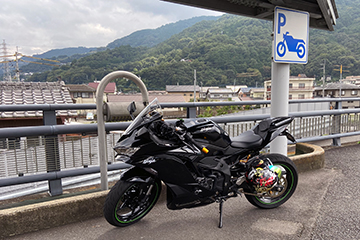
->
(230, 130, 263, 149)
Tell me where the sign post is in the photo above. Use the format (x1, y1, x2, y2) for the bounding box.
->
(270, 7, 309, 155)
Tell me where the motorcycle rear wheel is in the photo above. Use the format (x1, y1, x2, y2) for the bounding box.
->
(245, 153, 298, 209)
(103, 178, 161, 227)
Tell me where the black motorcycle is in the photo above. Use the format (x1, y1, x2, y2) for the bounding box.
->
(103, 99, 298, 228)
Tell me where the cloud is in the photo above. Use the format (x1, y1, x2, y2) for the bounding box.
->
(0, 0, 222, 55)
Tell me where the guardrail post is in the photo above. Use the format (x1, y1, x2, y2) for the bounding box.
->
(187, 106, 197, 118)
(332, 101, 342, 146)
(43, 109, 62, 196)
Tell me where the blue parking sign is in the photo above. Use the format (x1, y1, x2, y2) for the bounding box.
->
(274, 7, 309, 64)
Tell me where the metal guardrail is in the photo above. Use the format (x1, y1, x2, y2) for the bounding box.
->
(1, 98, 360, 196)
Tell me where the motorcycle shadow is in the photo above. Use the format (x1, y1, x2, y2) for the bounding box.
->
(97, 197, 296, 240)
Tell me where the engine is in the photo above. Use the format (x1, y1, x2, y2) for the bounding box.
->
(196, 177, 214, 190)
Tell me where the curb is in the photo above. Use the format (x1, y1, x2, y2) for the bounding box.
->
(0, 191, 108, 239)
(289, 143, 325, 172)
(0, 143, 324, 239)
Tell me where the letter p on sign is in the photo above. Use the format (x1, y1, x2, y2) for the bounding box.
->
(277, 13, 286, 34)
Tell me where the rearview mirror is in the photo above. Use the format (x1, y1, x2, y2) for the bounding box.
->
(127, 101, 136, 120)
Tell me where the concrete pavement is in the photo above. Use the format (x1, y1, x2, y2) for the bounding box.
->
(7, 169, 336, 240)
(4, 143, 360, 240)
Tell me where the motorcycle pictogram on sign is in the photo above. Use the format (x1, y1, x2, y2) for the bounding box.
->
(276, 31, 306, 58)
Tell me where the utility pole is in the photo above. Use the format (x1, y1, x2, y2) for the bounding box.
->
(320, 59, 326, 97)
(1, 40, 11, 82)
(193, 69, 197, 102)
(15, 46, 20, 82)
(1, 44, 60, 82)
(339, 65, 342, 98)
(334, 64, 349, 98)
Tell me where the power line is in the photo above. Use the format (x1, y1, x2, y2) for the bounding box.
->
(0, 43, 61, 82)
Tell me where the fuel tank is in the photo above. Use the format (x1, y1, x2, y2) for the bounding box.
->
(183, 118, 231, 148)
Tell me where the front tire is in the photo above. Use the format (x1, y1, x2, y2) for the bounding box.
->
(277, 42, 286, 57)
(245, 153, 298, 209)
(104, 178, 161, 227)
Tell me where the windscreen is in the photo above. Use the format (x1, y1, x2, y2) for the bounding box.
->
(123, 98, 159, 136)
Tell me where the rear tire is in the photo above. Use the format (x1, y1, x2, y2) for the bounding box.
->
(104, 178, 161, 227)
(245, 153, 298, 209)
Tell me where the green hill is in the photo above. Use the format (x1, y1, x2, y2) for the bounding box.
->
(17, 16, 219, 77)
(27, 0, 360, 91)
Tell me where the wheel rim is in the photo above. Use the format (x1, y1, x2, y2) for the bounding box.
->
(255, 164, 294, 205)
(297, 44, 305, 58)
(277, 42, 286, 57)
(115, 182, 159, 223)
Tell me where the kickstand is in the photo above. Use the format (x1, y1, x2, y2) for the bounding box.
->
(218, 199, 224, 228)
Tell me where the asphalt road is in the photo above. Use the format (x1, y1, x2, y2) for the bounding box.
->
(311, 144, 360, 240)
(8, 144, 360, 240)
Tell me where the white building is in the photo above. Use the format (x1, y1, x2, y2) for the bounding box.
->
(264, 74, 314, 100)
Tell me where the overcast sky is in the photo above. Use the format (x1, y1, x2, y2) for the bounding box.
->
(1, 0, 222, 56)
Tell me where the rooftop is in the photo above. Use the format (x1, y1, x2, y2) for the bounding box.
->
(315, 82, 360, 90)
(248, 88, 265, 93)
(88, 82, 117, 93)
(166, 85, 200, 92)
(207, 88, 238, 93)
(66, 84, 96, 92)
(0, 81, 76, 118)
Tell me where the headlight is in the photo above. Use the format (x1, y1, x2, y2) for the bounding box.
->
(113, 145, 140, 157)
(115, 154, 130, 162)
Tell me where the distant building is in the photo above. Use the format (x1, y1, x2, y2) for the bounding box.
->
(265, 74, 314, 100)
(206, 88, 240, 101)
(0, 81, 76, 128)
(148, 90, 167, 95)
(342, 76, 360, 85)
(88, 82, 117, 95)
(66, 84, 96, 104)
(166, 85, 199, 102)
(314, 82, 360, 109)
(66, 84, 97, 116)
(248, 88, 265, 100)
(199, 87, 218, 100)
(225, 85, 248, 93)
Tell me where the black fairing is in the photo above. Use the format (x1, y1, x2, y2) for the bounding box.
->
(120, 166, 155, 182)
(129, 151, 232, 210)
(184, 119, 231, 148)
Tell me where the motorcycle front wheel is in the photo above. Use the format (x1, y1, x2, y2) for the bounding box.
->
(276, 42, 286, 57)
(103, 178, 161, 227)
(245, 153, 298, 209)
